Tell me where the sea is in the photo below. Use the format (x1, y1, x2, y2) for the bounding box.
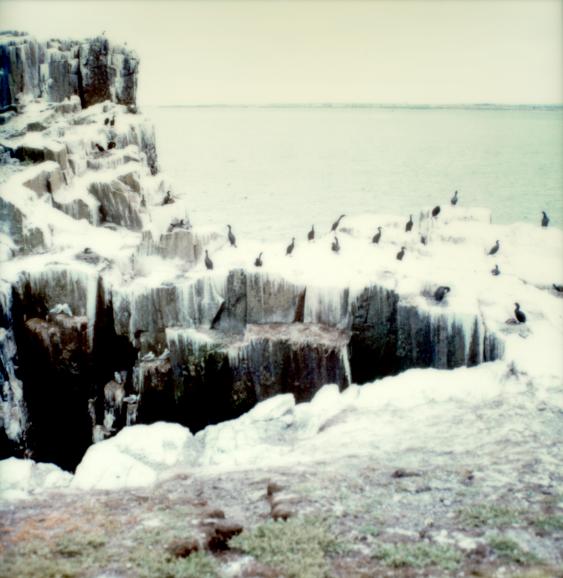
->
(149, 105, 563, 242)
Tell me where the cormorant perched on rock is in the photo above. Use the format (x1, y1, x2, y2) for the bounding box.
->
(331, 237, 340, 253)
(434, 286, 450, 302)
(488, 240, 500, 255)
(514, 302, 526, 323)
(110, 115, 115, 127)
(432, 205, 441, 218)
(396, 246, 406, 261)
(405, 215, 413, 232)
(331, 214, 345, 232)
(451, 190, 458, 206)
(162, 190, 174, 205)
(552, 284, 563, 293)
(286, 237, 295, 256)
(541, 211, 549, 227)
(254, 252, 263, 267)
(420, 234, 427, 245)
(372, 227, 382, 244)
(308, 225, 315, 241)
(107, 141, 116, 150)
(95, 143, 105, 152)
(491, 264, 500, 276)
(204, 250, 213, 270)
(227, 224, 237, 247)
(104, 117, 110, 126)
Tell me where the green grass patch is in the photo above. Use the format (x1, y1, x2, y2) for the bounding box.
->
(488, 535, 541, 565)
(533, 514, 563, 533)
(230, 517, 337, 578)
(372, 541, 462, 571)
(458, 504, 521, 529)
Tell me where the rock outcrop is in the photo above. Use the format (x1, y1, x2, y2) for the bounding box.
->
(1, 32, 523, 472)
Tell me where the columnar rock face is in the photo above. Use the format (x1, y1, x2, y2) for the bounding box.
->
(0, 32, 138, 110)
(0, 32, 516, 472)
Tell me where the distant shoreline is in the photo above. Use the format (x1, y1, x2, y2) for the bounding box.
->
(151, 103, 563, 111)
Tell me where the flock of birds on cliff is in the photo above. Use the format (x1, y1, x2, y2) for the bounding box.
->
(198, 190, 559, 326)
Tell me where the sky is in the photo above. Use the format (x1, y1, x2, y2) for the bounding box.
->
(0, 0, 561, 106)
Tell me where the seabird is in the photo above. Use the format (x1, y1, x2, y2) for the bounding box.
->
(331, 237, 340, 253)
(514, 302, 526, 323)
(488, 240, 500, 256)
(432, 205, 441, 218)
(110, 115, 115, 127)
(227, 224, 237, 247)
(451, 190, 458, 206)
(286, 237, 295, 256)
(107, 141, 116, 150)
(95, 143, 105, 152)
(254, 252, 263, 267)
(308, 225, 315, 241)
(553, 284, 563, 293)
(420, 234, 427, 245)
(434, 286, 450, 302)
(372, 227, 382, 244)
(491, 264, 500, 276)
(396, 246, 406, 261)
(104, 117, 110, 126)
(162, 190, 174, 205)
(405, 215, 413, 232)
(204, 250, 213, 270)
(330, 214, 345, 233)
(541, 211, 549, 228)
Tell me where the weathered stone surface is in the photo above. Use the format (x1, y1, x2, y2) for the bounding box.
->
(22, 162, 64, 195)
(88, 179, 143, 230)
(0, 196, 45, 254)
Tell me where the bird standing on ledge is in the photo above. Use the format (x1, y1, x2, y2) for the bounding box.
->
(331, 214, 345, 232)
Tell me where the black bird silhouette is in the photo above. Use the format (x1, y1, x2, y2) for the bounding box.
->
(308, 225, 315, 241)
(162, 190, 174, 205)
(514, 302, 526, 323)
(420, 234, 427, 245)
(451, 190, 458, 206)
(286, 237, 295, 256)
(331, 237, 340, 253)
(396, 246, 406, 261)
(491, 264, 500, 276)
(434, 286, 450, 302)
(405, 215, 413, 232)
(107, 141, 116, 150)
(95, 143, 105, 152)
(331, 214, 345, 232)
(431, 205, 441, 218)
(541, 211, 549, 227)
(488, 240, 500, 255)
(372, 226, 382, 244)
(110, 115, 115, 127)
(204, 250, 213, 270)
(104, 117, 110, 126)
(552, 284, 563, 293)
(254, 252, 263, 267)
(227, 225, 237, 247)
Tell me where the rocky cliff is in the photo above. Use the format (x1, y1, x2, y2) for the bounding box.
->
(5, 32, 560, 473)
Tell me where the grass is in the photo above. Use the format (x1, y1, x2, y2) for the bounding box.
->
(230, 517, 337, 578)
(371, 541, 462, 571)
(488, 535, 541, 565)
(458, 503, 522, 529)
(532, 514, 563, 533)
(0, 525, 220, 578)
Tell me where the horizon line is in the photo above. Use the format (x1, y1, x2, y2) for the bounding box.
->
(145, 102, 563, 110)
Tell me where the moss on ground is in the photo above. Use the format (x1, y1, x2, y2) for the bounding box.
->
(458, 503, 522, 529)
(230, 517, 337, 578)
(488, 535, 541, 565)
(371, 541, 462, 571)
(532, 514, 563, 533)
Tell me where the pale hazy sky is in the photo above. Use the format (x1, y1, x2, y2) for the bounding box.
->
(1, 0, 561, 105)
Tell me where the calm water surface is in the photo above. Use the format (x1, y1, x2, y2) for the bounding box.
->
(149, 106, 563, 242)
